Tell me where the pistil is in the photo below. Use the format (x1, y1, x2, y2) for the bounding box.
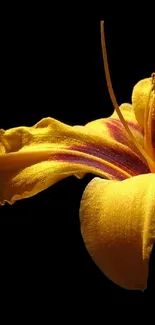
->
(100, 21, 155, 173)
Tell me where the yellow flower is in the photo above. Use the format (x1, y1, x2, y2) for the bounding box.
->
(0, 22, 155, 291)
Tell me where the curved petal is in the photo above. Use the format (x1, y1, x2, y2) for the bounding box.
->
(85, 103, 144, 149)
(79, 173, 155, 290)
(132, 77, 153, 128)
(0, 116, 149, 205)
(132, 77, 155, 162)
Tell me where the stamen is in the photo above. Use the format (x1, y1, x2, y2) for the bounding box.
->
(100, 21, 155, 172)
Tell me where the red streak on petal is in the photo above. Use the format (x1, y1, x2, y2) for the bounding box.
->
(69, 144, 150, 176)
(51, 152, 127, 180)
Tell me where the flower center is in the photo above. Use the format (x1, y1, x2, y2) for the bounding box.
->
(100, 21, 155, 173)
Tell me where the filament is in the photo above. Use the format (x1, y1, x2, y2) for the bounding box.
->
(100, 21, 155, 172)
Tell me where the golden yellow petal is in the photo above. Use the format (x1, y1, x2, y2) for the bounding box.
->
(80, 173, 155, 290)
(85, 103, 144, 149)
(0, 117, 139, 205)
(0, 114, 150, 205)
(132, 77, 153, 128)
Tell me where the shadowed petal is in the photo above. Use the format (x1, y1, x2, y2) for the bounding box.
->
(79, 173, 155, 290)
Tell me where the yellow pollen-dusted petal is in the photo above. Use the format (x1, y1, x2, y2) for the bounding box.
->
(132, 76, 155, 166)
(85, 103, 144, 150)
(1, 116, 146, 205)
(132, 77, 154, 128)
(80, 173, 155, 290)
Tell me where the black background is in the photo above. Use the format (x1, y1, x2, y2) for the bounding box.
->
(0, 8, 154, 309)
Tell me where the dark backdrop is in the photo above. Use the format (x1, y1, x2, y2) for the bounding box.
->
(0, 11, 154, 308)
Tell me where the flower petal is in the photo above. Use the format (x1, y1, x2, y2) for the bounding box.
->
(0, 116, 149, 205)
(85, 103, 144, 149)
(79, 174, 155, 290)
(132, 77, 153, 128)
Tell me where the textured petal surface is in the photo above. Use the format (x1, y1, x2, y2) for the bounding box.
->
(85, 103, 144, 149)
(80, 173, 155, 290)
(132, 77, 155, 166)
(0, 115, 149, 205)
(132, 77, 153, 127)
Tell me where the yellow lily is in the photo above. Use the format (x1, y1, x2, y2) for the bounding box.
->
(0, 22, 155, 291)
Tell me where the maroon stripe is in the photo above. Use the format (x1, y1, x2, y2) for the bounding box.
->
(110, 118, 142, 131)
(105, 119, 143, 147)
(127, 120, 143, 132)
(51, 152, 127, 180)
(69, 144, 150, 176)
(106, 120, 129, 146)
